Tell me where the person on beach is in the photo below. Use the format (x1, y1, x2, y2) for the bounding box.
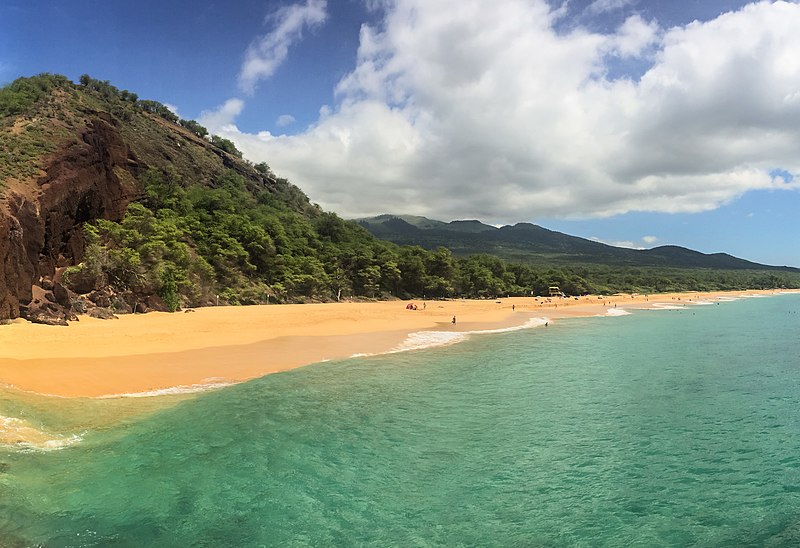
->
(452, 316, 456, 325)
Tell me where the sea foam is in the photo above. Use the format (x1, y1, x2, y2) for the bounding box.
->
(603, 308, 632, 316)
(390, 317, 549, 353)
(94, 381, 233, 399)
(649, 303, 683, 310)
(1, 414, 83, 452)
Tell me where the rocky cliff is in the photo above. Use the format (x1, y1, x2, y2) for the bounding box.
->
(0, 114, 141, 321)
(0, 75, 294, 323)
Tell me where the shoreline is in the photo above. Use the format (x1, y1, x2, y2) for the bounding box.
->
(0, 290, 793, 399)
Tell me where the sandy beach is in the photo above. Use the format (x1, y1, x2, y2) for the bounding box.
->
(0, 290, 788, 398)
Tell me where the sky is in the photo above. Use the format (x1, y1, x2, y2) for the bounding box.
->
(2, 0, 800, 266)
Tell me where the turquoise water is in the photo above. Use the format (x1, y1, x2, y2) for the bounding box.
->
(2, 295, 800, 546)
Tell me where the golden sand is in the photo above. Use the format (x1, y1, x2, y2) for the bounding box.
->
(0, 290, 787, 398)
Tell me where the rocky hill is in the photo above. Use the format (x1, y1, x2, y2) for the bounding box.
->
(0, 74, 358, 323)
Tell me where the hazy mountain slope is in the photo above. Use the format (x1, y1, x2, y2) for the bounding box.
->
(357, 215, 797, 271)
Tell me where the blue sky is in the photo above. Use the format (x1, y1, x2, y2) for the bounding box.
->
(2, 0, 800, 266)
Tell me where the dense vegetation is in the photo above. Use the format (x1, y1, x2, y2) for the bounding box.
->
(0, 74, 231, 188)
(4, 74, 799, 312)
(69, 165, 800, 310)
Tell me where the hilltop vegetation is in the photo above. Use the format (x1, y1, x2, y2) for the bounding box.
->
(1, 74, 798, 322)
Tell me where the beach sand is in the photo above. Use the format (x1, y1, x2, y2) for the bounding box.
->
(0, 290, 788, 399)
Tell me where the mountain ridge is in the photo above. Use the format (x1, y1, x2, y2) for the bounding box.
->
(356, 214, 798, 271)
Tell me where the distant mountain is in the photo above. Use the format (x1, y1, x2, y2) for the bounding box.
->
(356, 215, 798, 272)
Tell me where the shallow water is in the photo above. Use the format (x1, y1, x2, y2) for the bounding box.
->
(2, 295, 800, 546)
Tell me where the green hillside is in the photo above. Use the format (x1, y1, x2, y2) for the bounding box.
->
(357, 215, 798, 271)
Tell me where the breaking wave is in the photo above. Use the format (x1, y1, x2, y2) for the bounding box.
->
(1, 414, 83, 452)
(93, 381, 233, 399)
(602, 308, 632, 317)
(390, 317, 550, 354)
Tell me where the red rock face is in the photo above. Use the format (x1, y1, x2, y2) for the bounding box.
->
(0, 116, 140, 321)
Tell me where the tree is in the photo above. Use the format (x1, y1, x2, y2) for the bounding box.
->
(211, 135, 243, 158)
(159, 267, 180, 312)
(179, 119, 208, 138)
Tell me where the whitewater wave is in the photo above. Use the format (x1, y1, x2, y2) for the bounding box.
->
(691, 300, 716, 306)
(649, 303, 683, 310)
(93, 381, 233, 399)
(390, 317, 549, 354)
(602, 308, 631, 317)
(1, 414, 83, 452)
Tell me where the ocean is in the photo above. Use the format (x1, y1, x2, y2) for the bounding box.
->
(2, 294, 800, 546)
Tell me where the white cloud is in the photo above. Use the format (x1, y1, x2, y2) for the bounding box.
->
(238, 0, 327, 94)
(590, 236, 640, 249)
(163, 103, 180, 117)
(589, 234, 655, 249)
(587, 0, 636, 15)
(276, 114, 296, 127)
(609, 15, 658, 58)
(216, 0, 800, 222)
(198, 98, 245, 133)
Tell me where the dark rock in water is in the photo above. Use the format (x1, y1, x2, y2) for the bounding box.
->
(88, 307, 118, 320)
(88, 290, 111, 308)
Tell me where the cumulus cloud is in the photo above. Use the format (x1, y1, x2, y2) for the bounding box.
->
(587, 0, 636, 15)
(239, 0, 327, 94)
(276, 114, 297, 127)
(216, 0, 800, 222)
(590, 234, 656, 248)
(198, 98, 245, 132)
(609, 14, 658, 58)
(590, 236, 640, 249)
(163, 103, 180, 117)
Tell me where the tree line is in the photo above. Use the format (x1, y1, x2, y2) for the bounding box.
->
(61, 167, 800, 311)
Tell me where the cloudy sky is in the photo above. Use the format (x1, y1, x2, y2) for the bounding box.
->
(2, 0, 800, 265)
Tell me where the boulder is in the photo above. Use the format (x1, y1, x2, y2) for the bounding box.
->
(88, 290, 111, 308)
(88, 307, 118, 320)
(63, 268, 98, 295)
(111, 297, 132, 314)
(145, 294, 168, 312)
(71, 297, 90, 314)
(25, 309, 68, 327)
(52, 283, 74, 308)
